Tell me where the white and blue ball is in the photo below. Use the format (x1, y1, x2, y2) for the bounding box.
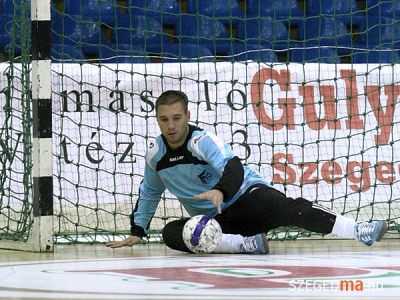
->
(182, 215, 222, 253)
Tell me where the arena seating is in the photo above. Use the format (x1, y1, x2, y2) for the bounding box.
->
(0, 0, 399, 63)
(236, 17, 291, 50)
(163, 43, 215, 62)
(289, 47, 341, 63)
(128, 0, 180, 25)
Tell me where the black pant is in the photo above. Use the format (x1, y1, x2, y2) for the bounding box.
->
(162, 184, 337, 252)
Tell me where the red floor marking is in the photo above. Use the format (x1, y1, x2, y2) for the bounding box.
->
(76, 265, 371, 289)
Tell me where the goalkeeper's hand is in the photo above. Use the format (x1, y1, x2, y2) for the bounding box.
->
(194, 189, 223, 214)
(106, 235, 141, 248)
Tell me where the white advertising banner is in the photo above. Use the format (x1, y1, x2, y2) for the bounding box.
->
(1, 62, 400, 217)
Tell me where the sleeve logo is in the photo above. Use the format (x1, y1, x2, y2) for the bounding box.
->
(193, 133, 206, 144)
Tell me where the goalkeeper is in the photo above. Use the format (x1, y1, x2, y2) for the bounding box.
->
(106, 90, 387, 253)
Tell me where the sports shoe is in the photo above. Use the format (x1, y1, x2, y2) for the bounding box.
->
(240, 233, 269, 254)
(355, 221, 388, 246)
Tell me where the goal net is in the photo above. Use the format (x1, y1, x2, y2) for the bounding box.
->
(0, 0, 399, 249)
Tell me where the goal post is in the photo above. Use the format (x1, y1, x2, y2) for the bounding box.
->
(0, 0, 53, 252)
(0, 0, 400, 250)
(31, 0, 53, 252)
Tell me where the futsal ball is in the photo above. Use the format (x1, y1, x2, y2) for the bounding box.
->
(182, 215, 222, 253)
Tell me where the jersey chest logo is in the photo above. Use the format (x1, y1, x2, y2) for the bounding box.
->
(198, 170, 212, 184)
(169, 155, 184, 162)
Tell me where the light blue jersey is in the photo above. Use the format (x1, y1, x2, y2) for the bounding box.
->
(132, 125, 268, 235)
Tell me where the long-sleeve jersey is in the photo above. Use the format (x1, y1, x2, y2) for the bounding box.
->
(131, 125, 268, 237)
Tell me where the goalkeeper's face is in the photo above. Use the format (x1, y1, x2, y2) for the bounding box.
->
(156, 102, 190, 150)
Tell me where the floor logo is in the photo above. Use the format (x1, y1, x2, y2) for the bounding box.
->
(0, 253, 399, 299)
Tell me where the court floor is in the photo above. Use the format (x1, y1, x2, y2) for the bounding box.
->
(0, 239, 399, 300)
